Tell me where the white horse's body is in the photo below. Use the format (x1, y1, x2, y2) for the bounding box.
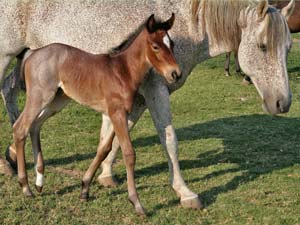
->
(0, 0, 294, 208)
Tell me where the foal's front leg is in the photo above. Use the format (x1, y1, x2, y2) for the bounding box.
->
(109, 108, 145, 216)
(81, 117, 115, 200)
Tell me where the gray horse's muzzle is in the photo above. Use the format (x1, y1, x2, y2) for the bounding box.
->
(262, 93, 292, 115)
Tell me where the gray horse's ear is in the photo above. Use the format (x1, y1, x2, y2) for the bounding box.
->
(257, 0, 268, 21)
(162, 13, 175, 31)
(147, 14, 156, 33)
(281, 0, 295, 20)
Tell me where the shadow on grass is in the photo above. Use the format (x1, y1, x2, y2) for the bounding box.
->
(46, 114, 300, 209)
(131, 114, 300, 208)
(288, 66, 300, 73)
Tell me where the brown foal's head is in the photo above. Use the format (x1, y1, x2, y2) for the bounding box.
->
(145, 13, 181, 83)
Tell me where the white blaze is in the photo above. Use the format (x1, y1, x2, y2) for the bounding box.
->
(163, 35, 171, 49)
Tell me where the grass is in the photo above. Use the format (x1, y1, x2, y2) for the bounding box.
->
(1, 42, 300, 224)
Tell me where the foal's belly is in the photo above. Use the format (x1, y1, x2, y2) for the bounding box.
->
(59, 81, 108, 114)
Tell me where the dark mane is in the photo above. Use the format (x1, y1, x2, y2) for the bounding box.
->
(109, 17, 164, 56)
(109, 20, 147, 56)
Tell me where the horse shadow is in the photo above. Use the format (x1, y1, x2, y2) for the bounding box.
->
(132, 114, 300, 207)
(43, 114, 300, 208)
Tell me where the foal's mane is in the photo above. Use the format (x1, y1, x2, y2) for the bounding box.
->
(191, 0, 290, 54)
(109, 21, 146, 56)
(109, 17, 163, 56)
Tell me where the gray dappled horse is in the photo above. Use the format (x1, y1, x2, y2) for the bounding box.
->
(225, 0, 299, 77)
(1, 0, 294, 209)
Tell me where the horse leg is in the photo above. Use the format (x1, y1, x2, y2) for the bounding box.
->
(98, 94, 146, 187)
(80, 117, 115, 200)
(224, 52, 231, 76)
(109, 108, 145, 215)
(143, 81, 203, 209)
(30, 91, 70, 193)
(233, 51, 241, 74)
(13, 94, 53, 197)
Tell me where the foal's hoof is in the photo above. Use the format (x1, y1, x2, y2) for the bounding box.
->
(135, 205, 147, 217)
(35, 185, 43, 193)
(5, 145, 17, 171)
(97, 175, 119, 188)
(23, 188, 34, 198)
(181, 196, 204, 209)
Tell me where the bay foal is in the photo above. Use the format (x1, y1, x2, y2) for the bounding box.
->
(11, 14, 180, 215)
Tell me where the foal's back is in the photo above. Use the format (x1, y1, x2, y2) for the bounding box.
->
(25, 43, 117, 112)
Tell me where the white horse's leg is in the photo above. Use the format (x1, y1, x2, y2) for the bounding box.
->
(224, 52, 231, 76)
(143, 79, 203, 209)
(98, 94, 146, 187)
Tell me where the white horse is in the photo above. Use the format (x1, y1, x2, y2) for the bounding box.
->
(1, 0, 294, 209)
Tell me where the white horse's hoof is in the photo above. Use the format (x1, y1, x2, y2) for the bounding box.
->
(180, 196, 204, 209)
(97, 175, 119, 188)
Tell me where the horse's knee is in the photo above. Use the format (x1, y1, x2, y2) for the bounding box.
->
(13, 123, 29, 143)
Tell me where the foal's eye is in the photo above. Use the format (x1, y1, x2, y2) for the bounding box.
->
(258, 43, 267, 52)
(151, 44, 160, 52)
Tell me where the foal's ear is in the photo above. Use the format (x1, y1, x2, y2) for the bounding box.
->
(161, 13, 175, 31)
(146, 14, 157, 33)
(281, 0, 295, 20)
(257, 0, 268, 21)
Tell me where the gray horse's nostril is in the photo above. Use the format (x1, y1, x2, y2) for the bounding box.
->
(276, 99, 290, 113)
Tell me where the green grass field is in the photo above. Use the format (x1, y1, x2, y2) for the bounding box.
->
(1, 39, 300, 224)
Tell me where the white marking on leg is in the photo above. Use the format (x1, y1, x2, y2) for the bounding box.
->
(163, 35, 171, 49)
(38, 109, 45, 119)
(35, 166, 44, 187)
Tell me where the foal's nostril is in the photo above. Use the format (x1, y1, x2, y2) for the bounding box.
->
(171, 71, 178, 81)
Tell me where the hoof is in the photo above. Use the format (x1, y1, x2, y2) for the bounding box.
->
(97, 175, 119, 188)
(0, 157, 14, 176)
(5, 145, 17, 171)
(80, 192, 89, 202)
(35, 185, 43, 193)
(225, 71, 230, 77)
(181, 196, 204, 209)
(135, 205, 147, 217)
(23, 188, 34, 198)
(242, 76, 252, 86)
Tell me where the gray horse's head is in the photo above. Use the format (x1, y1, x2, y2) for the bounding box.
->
(238, 0, 294, 115)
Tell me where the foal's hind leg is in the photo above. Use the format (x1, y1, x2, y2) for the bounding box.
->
(13, 87, 57, 197)
(30, 91, 70, 193)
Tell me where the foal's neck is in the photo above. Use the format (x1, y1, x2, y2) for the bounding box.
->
(114, 29, 150, 89)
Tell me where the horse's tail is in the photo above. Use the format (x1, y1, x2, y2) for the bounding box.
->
(1, 48, 33, 125)
(18, 48, 33, 87)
